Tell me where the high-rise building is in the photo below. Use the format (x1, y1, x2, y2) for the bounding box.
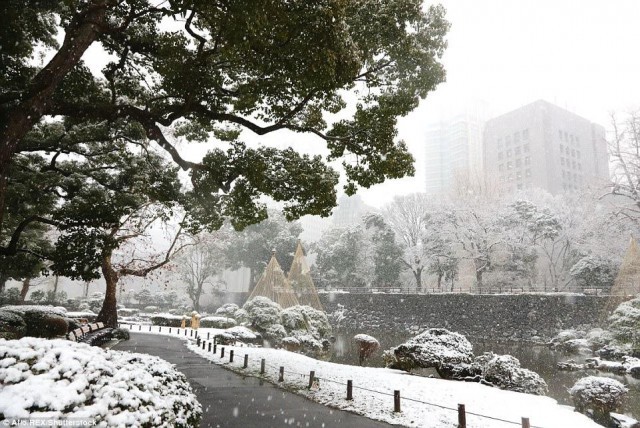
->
(424, 102, 489, 195)
(483, 100, 609, 194)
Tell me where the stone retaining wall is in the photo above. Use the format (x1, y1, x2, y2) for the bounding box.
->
(319, 293, 610, 341)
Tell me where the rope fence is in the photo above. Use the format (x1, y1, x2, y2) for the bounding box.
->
(122, 323, 543, 428)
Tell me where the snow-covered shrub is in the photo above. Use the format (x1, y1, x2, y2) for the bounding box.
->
(233, 308, 248, 324)
(550, 329, 584, 347)
(353, 334, 380, 366)
(596, 344, 632, 360)
(0, 310, 26, 339)
(143, 305, 160, 313)
(383, 328, 474, 373)
(281, 305, 332, 338)
(0, 288, 21, 305)
(608, 297, 640, 343)
(0, 338, 201, 427)
(225, 326, 262, 344)
(214, 332, 236, 345)
(215, 303, 240, 318)
(117, 308, 139, 316)
(151, 313, 188, 327)
(2, 306, 69, 339)
(200, 316, 237, 329)
(586, 328, 614, 349)
(111, 327, 130, 341)
(482, 355, 548, 395)
(264, 324, 287, 341)
(570, 376, 628, 425)
(242, 296, 282, 331)
(65, 311, 98, 321)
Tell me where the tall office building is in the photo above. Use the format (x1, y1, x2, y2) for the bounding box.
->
(483, 100, 609, 194)
(424, 102, 489, 195)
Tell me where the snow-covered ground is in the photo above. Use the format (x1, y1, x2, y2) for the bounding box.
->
(129, 325, 601, 427)
(0, 337, 202, 427)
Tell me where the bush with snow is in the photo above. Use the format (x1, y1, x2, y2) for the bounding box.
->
(117, 308, 139, 316)
(383, 328, 474, 374)
(215, 303, 240, 318)
(242, 296, 283, 331)
(200, 316, 237, 329)
(570, 376, 628, 425)
(0, 337, 201, 426)
(0, 310, 26, 339)
(482, 354, 548, 395)
(0, 306, 70, 339)
(150, 313, 188, 327)
(608, 296, 640, 343)
(353, 334, 380, 366)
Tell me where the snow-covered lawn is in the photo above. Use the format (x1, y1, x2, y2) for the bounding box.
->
(130, 326, 601, 427)
(0, 337, 201, 427)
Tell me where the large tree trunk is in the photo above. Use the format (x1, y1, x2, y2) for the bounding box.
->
(476, 269, 484, 294)
(52, 275, 59, 293)
(20, 277, 31, 301)
(97, 250, 119, 328)
(413, 268, 423, 292)
(0, 0, 111, 224)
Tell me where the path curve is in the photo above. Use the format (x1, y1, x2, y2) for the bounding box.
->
(114, 333, 394, 428)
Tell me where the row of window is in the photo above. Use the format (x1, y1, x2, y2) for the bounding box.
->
(560, 144, 580, 158)
(559, 130, 579, 145)
(561, 157, 582, 171)
(498, 156, 532, 171)
(496, 129, 530, 149)
(499, 169, 532, 182)
(497, 142, 531, 160)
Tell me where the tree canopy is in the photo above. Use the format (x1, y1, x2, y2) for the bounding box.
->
(0, 0, 450, 251)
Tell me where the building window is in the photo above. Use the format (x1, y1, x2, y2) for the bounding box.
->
(559, 130, 563, 140)
(523, 129, 529, 139)
(498, 152, 503, 160)
(497, 138, 503, 149)
(571, 149, 575, 157)
(515, 146, 521, 155)
(564, 131, 569, 141)
(562, 170, 566, 178)
(524, 156, 531, 165)
(517, 183, 523, 190)
(572, 161, 576, 169)
(514, 131, 520, 142)
(508, 174, 514, 181)
(499, 164, 504, 171)
(507, 161, 513, 169)
(516, 171, 522, 180)
(507, 149, 512, 157)
(505, 136, 512, 146)
(577, 151, 581, 159)
(525, 169, 531, 177)
(516, 159, 522, 167)
(561, 157, 565, 166)
(578, 163, 582, 170)
(523, 143, 530, 152)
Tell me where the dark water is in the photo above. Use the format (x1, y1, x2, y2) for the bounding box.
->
(331, 329, 640, 420)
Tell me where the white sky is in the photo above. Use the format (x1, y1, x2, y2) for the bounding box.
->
(357, 0, 640, 207)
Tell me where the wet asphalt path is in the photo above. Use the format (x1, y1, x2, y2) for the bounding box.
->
(114, 333, 393, 428)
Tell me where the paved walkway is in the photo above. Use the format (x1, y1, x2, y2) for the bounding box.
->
(114, 333, 393, 428)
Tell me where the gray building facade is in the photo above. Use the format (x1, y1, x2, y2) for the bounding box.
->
(483, 100, 609, 194)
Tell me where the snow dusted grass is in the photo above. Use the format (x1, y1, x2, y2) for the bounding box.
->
(131, 326, 601, 427)
(0, 337, 201, 427)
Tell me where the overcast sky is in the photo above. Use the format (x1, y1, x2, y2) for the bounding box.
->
(357, 0, 640, 207)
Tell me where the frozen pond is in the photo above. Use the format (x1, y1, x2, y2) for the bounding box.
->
(331, 330, 640, 420)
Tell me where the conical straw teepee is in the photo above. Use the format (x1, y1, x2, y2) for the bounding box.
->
(601, 236, 640, 320)
(288, 241, 324, 311)
(247, 251, 299, 308)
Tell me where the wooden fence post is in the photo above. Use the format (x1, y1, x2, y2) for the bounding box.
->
(458, 404, 466, 428)
(522, 417, 530, 428)
(207, 332, 210, 340)
(213, 343, 217, 353)
(197, 337, 201, 346)
(243, 354, 248, 368)
(394, 390, 401, 412)
(221, 347, 225, 358)
(278, 366, 284, 382)
(260, 359, 265, 374)
(138, 325, 141, 331)
(230, 350, 234, 363)
(347, 380, 353, 400)
(159, 327, 161, 333)
(149, 325, 151, 332)
(208, 342, 212, 352)
(308, 371, 315, 389)
(169, 327, 172, 334)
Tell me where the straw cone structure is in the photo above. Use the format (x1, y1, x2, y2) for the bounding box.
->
(248, 252, 299, 308)
(601, 236, 640, 320)
(288, 241, 324, 311)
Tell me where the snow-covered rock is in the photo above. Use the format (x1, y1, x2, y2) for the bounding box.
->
(0, 337, 201, 427)
(570, 376, 628, 426)
(482, 354, 548, 395)
(383, 328, 474, 372)
(353, 334, 380, 365)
